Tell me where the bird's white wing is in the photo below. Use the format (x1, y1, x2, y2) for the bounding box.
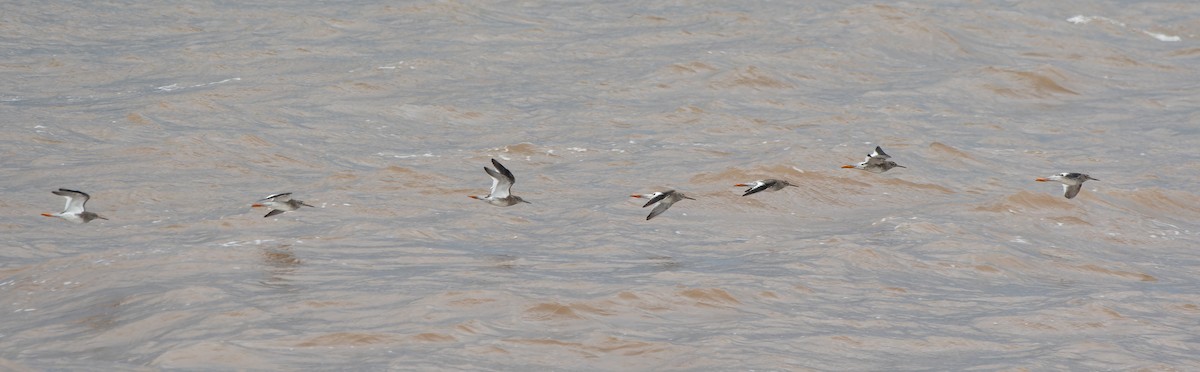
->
(491, 159, 518, 196)
(642, 191, 668, 208)
(484, 166, 510, 198)
(260, 192, 292, 202)
(743, 182, 769, 196)
(53, 189, 89, 214)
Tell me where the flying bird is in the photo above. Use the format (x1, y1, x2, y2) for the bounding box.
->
(1036, 173, 1098, 199)
(470, 158, 530, 206)
(734, 179, 795, 197)
(842, 146, 905, 173)
(631, 190, 694, 220)
(42, 188, 107, 223)
(252, 192, 315, 217)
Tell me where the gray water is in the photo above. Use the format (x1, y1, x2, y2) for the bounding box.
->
(2, 1, 1199, 370)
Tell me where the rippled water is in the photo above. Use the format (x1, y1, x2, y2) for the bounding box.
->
(3, 1, 1199, 370)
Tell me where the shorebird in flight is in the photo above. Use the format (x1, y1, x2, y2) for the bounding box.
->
(734, 179, 796, 197)
(631, 190, 694, 220)
(42, 188, 107, 223)
(470, 158, 530, 206)
(252, 192, 315, 217)
(1036, 173, 1098, 199)
(842, 146, 905, 173)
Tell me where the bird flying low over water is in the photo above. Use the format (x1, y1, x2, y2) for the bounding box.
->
(842, 146, 905, 173)
(734, 179, 796, 197)
(470, 158, 530, 207)
(631, 190, 694, 220)
(42, 188, 107, 223)
(1036, 173, 1098, 199)
(252, 192, 315, 217)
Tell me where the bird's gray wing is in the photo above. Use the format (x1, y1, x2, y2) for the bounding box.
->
(1063, 184, 1082, 199)
(872, 146, 891, 159)
(646, 202, 673, 220)
(491, 159, 516, 184)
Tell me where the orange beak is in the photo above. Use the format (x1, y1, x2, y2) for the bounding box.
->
(41, 213, 54, 217)
(468, 195, 480, 199)
(630, 194, 642, 198)
(734, 184, 748, 187)
(1035, 178, 1048, 182)
(841, 165, 856, 169)
(251, 203, 264, 207)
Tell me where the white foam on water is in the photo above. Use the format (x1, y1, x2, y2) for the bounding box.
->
(156, 77, 242, 92)
(1067, 15, 1181, 42)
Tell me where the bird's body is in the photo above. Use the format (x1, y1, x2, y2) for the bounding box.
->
(252, 193, 315, 217)
(1036, 173, 1098, 199)
(842, 146, 905, 173)
(735, 179, 795, 197)
(470, 158, 529, 207)
(631, 190, 694, 220)
(42, 188, 107, 223)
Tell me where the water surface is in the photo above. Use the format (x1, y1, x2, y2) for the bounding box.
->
(2, 1, 1199, 370)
